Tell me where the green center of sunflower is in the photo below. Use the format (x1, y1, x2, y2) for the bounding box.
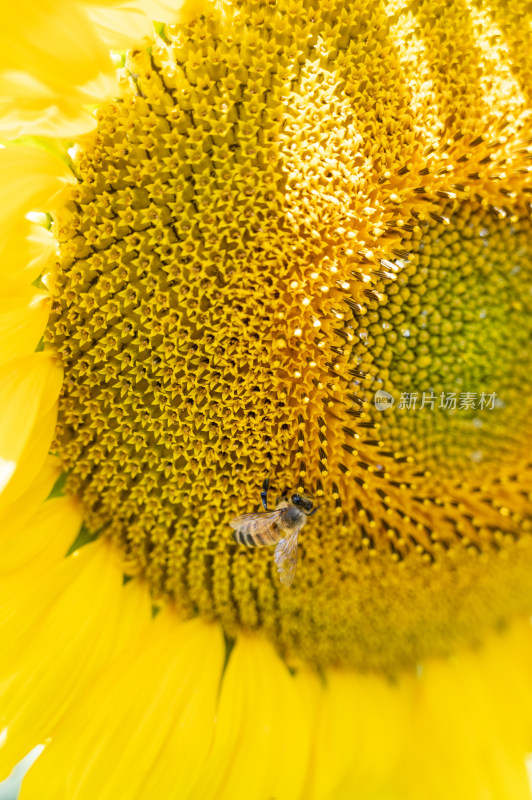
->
(44, 4, 532, 670)
(353, 204, 532, 479)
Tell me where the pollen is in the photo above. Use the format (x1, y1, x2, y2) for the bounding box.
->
(44, 0, 532, 670)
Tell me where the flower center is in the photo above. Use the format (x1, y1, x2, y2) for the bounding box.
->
(44, 7, 532, 670)
(353, 204, 532, 480)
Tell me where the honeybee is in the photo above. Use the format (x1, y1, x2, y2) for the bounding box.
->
(230, 477, 318, 586)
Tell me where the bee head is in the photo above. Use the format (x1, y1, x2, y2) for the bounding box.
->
(291, 493, 313, 513)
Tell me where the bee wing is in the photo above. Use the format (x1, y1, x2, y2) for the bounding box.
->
(229, 510, 284, 547)
(274, 529, 300, 586)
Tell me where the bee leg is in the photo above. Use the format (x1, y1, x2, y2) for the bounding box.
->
(306, 505, 321, 517)
(261, 475, 270, 511)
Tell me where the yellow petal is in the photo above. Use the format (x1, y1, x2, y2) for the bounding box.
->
(0, 495, 82, 626)
(0, 353, 62, 500)
(0, 495, 81, 583)
(193, 635, 315, 800)
(0, 284, 49, 365)
(108, 579, 155, 655)
(0, 147, 73, 230)
(87, 0, 211, 49)
(0, 540, 151, 776)
(0, 98, 97, 139)
(19, 615, 224, 800)
(0, 456, 65, 620)
(0, 455, 60, 532)
(0, 1, 113, 100)
(0, 217, 55, 285)
(478, 620, 532, 753)
(87, 6, 154, 50)
(303, 669, 413, 800)
(0, 0, 126, 138)
(0, 404, 59, 512)
(402, 628, 532, 800)
(138, 0, 210, 24)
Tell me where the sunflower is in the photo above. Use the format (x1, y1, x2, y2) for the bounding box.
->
(2, 0, 532, 797)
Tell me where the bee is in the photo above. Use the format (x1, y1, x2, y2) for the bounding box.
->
(230, 476, 318, 586)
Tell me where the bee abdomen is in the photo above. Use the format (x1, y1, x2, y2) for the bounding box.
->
(233, 526, 279, 547)
(234, 529, 255, 546)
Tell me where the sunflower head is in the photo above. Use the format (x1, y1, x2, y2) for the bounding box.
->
(36, 0, 532, 674)
(2, 1, 532, 798)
